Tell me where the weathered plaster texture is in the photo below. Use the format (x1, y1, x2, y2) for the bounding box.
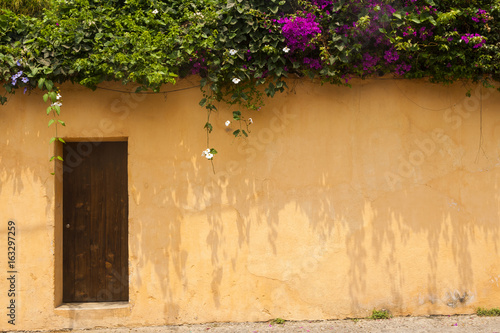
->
(1, 78, 499, 330)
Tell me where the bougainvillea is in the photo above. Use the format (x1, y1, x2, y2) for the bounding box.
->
(278, 13, 322, 52)
(0, 0, 499, 160)
(461, 33, 486, 48)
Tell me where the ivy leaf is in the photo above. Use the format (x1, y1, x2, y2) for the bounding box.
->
(45, 80, 53, 92)
(199, 98, 207, 106)
(233, 129, 240, 137)
(49, 91, 57, 102)
(38, 78, 46, 90)
(232, 110, 241, 120)
(58, 137, 66, 143)
(48, 119, 55, 127)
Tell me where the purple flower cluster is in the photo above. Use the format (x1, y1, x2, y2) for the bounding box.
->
(335, 24, 350, 37)
(418, 26, 433, 41)
(310, 0, 333, 10)
(189, 54, 207, 75)
(11, 71, 28, 86)
(410, 4, 438, 15)
(278, 13, 321, 52)
(461, 33, 486, 48)
(395, 63, 411, 75)
(362, 53, 379, 72)
(353, 22, 391, 46)
(472, 9, 489, 23)
(345, 0, 395, 46)
(384, 48, 399, 63)
(402, 26, 416, 37)
(303, 57, 322, 70)
(369, 0, 396, 18)
(341, 74, 351, 84)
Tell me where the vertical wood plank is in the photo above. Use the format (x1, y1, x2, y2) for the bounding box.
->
(73, 143, 92, 302)
(104, 142, 128, 301)
(62, 143, 77, 303)
(119, 143, 129, 301)
(63, 142, 91, 302)
(90, 143, 106, 301)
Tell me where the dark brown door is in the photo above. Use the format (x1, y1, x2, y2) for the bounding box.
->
(63, 142, 128, 302)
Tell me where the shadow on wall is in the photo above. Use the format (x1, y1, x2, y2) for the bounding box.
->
(0, 89, 54, 223)
(128, 78, 500, 321)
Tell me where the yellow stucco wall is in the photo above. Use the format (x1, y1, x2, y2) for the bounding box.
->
(1, 77, 500, 330)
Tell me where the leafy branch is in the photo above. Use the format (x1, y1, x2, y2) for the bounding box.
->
(42, 80, 65, 173)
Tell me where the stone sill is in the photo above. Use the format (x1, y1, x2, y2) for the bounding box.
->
(56, 301, 129, 311)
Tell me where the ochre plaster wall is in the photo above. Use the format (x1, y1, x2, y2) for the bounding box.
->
(1, 78, 500, 330)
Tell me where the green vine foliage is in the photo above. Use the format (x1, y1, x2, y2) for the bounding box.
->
(1, 0, 500, 159)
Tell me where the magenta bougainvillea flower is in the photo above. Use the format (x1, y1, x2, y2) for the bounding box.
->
(461, 33, 486, 48)
(278, 13, 321, 52)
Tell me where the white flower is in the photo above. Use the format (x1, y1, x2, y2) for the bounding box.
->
(202, 148, 211, 157)
(152, 9, 158, 14)
(229, 49, 237, 55)
(248, 118, 253, 124)
(51, 102, 62, 107)
(225, 120, 231, 126)
(232, 78, 241, 84)
(56, 93, 62, 100)
(283, 46, 290, 53)
(205, 153, 213, 159)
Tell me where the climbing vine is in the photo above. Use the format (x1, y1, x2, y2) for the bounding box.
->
(43, 85, 65, 170)
(1, 0, 499, 162)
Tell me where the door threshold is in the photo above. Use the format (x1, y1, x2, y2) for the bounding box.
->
(56, 301, 129, 310)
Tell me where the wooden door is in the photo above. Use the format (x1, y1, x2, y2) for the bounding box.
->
(63, 142, 128, 302)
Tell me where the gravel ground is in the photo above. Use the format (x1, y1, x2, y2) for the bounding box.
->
(32, 315, 500, 333)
